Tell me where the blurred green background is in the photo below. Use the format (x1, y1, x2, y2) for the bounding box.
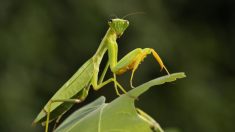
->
(0, 0, 234, 131)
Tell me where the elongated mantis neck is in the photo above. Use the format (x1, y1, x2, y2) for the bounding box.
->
(93, 28, 117, 63)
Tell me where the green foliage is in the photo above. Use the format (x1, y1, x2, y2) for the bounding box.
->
(55, 73, 185, 132)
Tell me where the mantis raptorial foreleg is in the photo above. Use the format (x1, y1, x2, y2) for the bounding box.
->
(112, 48, 170, 88)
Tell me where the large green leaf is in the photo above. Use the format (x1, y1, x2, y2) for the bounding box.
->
(55, 72, 186, 132)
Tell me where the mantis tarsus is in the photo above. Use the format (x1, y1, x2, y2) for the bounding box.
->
(33, 18, 170, 132)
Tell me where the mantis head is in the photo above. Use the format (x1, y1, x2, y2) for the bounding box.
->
(108, 18, 129, 38)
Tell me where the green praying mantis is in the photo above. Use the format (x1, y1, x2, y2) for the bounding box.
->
(33, 18, 170, 132)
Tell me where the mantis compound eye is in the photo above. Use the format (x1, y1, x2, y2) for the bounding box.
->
(108, 19, 113, 23)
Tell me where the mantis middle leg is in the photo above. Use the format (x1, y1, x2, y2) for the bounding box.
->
(92, 60, 127, 96)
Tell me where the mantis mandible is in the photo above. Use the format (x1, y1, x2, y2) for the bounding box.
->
(33, 18, 170, 132)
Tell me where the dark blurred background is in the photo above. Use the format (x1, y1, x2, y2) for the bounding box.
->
(0, 0, 235, 132)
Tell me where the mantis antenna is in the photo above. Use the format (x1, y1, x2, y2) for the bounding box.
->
(122, 12, 145, 19)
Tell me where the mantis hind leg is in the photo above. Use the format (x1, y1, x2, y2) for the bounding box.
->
(43, 99, 82, 132)
(43, 85, 90, 132)
(112, 48, 170, 88)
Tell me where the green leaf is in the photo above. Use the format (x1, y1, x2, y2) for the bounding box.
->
(55, 96, 106, 131)
(55, 72, 186, 132)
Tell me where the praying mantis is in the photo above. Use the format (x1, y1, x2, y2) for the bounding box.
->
(33, 18, 170, 132)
